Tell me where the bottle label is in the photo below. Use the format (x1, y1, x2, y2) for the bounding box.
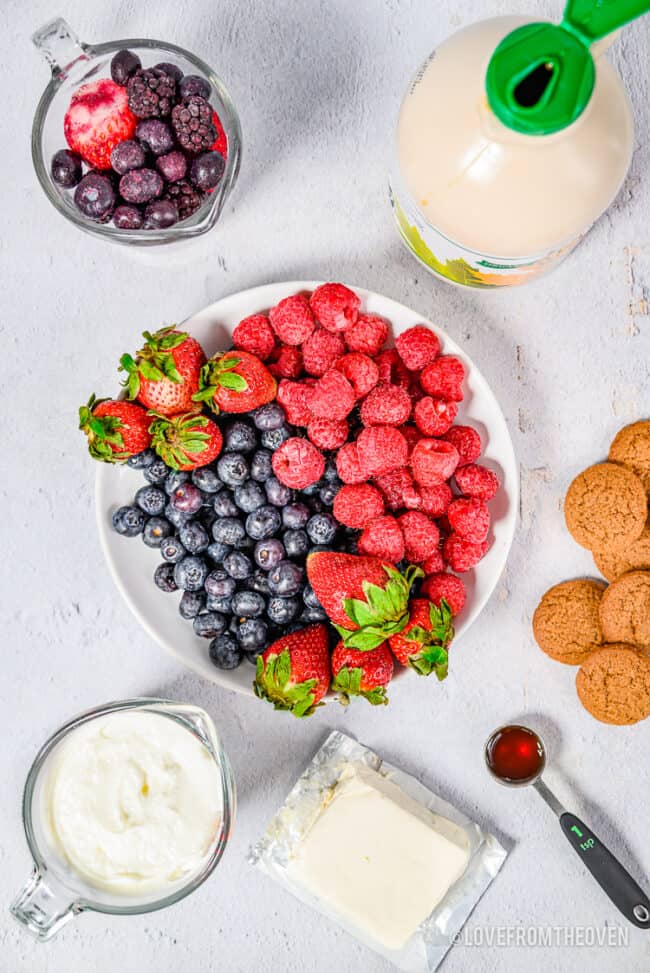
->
(388, 177, 580, 288)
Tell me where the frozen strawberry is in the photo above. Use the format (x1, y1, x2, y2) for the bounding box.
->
(419, 481, 453, 517)
(210, 109, 228, 157)
(358, 515, 405, 563)
(420, 356, 465, 401)
(443, 533, 489, 572)
(442, 425, 482, 466)
(310, 283, 360, 332)
(307, 417, 348, 450)
(277, 379, 314, 425)
(414, 397, 458, 436)
(357, 425, 408, 477)
(268, 344, 303, 379)
(269, 293, 315, 345)
(344, 314, 388, 356)
(331, 642, 394, 705)
(302, 328, 346, 377)
(421, 573, 466, 616)
(374, 467, 419, 511)
(448, 497, 490, 543)
(310, 369, 356, 420)
(272, 437, 325, 488)
(398, 511, 440, 563)
(336, 441, 366, 484)
(335, 352, 379, 398)
(360, 383, 412, 427)
(64, 79, 137, 170)
(395, 325, 441, 371)
(454, 463, 500, 501)
(411, 439, 459, 485)
(232, 314, 276, 361)
(374, 347, 411, 388)
(422, 550, 445, 574)
(333, 483, 385, 529)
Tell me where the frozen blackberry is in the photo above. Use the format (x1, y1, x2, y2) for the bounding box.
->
(163, 180, 203, 221)
(171, 95, 216, 152)
(127, 67, 177, 118)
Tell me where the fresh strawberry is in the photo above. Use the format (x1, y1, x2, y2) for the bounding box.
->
(78, 394, 151, 462)
(64, 79, 137, 169)
(388, 598, 454, 678)
(194, 350, 276, 414)
(253, 624, 330, 717)
(306, 552, 422, 651)
(149, 411, 222, 470)
(120, 325, 206, 416)
(331, 642, 394, 706)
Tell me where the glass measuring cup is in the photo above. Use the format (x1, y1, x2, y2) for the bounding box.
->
(10, 698, 236, 941)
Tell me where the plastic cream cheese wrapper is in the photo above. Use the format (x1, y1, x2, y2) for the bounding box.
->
(250, 731, 507, 972)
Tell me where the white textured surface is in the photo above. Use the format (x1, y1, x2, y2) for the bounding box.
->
(1, 1, 649, 971)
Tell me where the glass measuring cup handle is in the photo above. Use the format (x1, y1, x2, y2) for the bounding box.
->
(10, 867, 81, 941)
(31, 17, 90, 81)
(560, 812, 650, 929)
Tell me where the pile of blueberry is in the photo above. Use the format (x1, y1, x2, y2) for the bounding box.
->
(112, 403, 357, 669)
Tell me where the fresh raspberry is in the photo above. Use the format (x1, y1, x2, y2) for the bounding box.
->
(419, 482, 453, 517)
(420, 356, 465, 401)
(442, 425, 482, 466)
(360, 383, 412, 427)
(310, 370, 356, 420)
(307, 417, 349, 450)
(414, 397, 458, 436)
(411, 439, 460, 485)
(373, 467, 419, 511)
(335, 353, 379, 398)
(64, 79, 137, 170)
(400, 424, 422, 455)
(454, 464, 500, 501)
(357, 425, 408, 477)
(443, 533, 489, 572)
(421, 573, 466, 616)
(310, 283, 360, 332)
(344, 314, 388, 356)
(374, 347, 411, 388)
(232, 314, 276, 361)
(269, 293, 315, 345)
(448, 497, 490, 542)
(277, 380, 314, 425)
(397, 511, 440, 563)
(395, 325, 441, 371)
(272, 437, 324, 489)
(422, 550, 445, 575)
(302, 328, 346, 377)
(336, 442, 366, 484)
(333, 483, 385, 529)
(358, 515, 405, 563)
(268, 344, 303, 379)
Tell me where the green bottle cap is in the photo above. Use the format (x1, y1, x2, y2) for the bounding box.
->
(486, 0, 650, 135)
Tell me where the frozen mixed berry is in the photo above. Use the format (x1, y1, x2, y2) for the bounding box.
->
(143, 199, 179, 229)
(421, 573, 466, 616)
(111, 139, 146, 174)
(74, 173, 116, 221)
(233, 315, 276, 361)
(335, 352, 379, 398)
(136, 119, 175, 155)
(443, 534, 489, 573)
(171, 95, 216, 152)
(360, 383, 412, 426)
(163, 180, 203, 220)
(51, 149, 82, 188)
(111, 49, 142, 86)
(358, 515, 405, 563)
(411, 439, 460, 485)
(119, 167, 163, 204)
(113, 204, 143, 229)
(307, 417, 348, 450)
(310, 370, 355, 420)
(302, 328, 346, 377)
(344, 314, 388, 356)
(333, 483, 384, 529)
(448, 497, 490, 543)
(127, 67, 177, 118)
(395, 325, 441, 371)
(268, 344, 303, 379)
(154, 62, 184, 83)
(65, 79, 137, 169)
(398, 511, 440, 563)
(269, 294, 315, 346)
(189, 151, 225, 190)
(112, 505, 146, 536)
(156, 150, 187, 183)
(420, 356, 465, 401)
(414, 397, 458, 436)
(310, 283, 360, 332)
(454, 463, 500, 501)
(357, 425, 408, 477)
(272, 437, 325, 489)
(179, 74, 211, 99)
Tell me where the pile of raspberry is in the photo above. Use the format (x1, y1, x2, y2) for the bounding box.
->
(231, 282, 500, 616)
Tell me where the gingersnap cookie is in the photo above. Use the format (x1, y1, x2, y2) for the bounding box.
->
(599, 570, 650, 648)
(593, 526, 650, 582)
(533, 579, 606, 665)
(576, 644, 650, 724)
(564, 463, 647, 552)
(609, 420, 650, 492)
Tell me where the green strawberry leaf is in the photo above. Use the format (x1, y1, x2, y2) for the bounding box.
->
(217, 372, 248, 391)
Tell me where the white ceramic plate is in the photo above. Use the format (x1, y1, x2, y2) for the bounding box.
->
(96, 282, 518, 695)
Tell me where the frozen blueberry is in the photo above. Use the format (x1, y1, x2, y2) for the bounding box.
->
(261, 426, 291, 450)
(112, 505, 146, 536)
(265, 476, 293, 507)
(233, 481, 265, 513)
(171, 482, 203, 513)
(136, 119, 175, 155)
(267, 596, 300, 625)
(209, 634, 242, 669)
(193, 611, 226, 639)
(282, 503, 310, 529)
(247, 569, 271, 594)
(204, 569, 233, 597)
(189, 151, 225, 191)
(303, 584, 322, 610)
(143, 516, 172, 547)
(154, 61, 184, 83)
(160, 534, 186, 563)
(154, 562, 178, 592)
(319, 483, 338, 506)
(113, 204, 144, 229)
(165, 502, 193, 530)
(51, 149, 82, 188)
(212, 516, 246, 547)
(223, 550, 253, 580)
(179, 74, 211, 99)
(217, 453, 249, 487)
(120, 168, 164, 204)
(111, 49, 142, 85)
(143, 199, 179, 229)
(164, 470, 189, 494)
(179, 589, 205, 619)
(235, 618, 268, 653)
(252, 403, 286, 431)
(179, 521, 209, 554)
(250, 449, 273, 483)
(74, 173, 116, 221)
(174, 555, 208, 591)
(246, 505, 281, 540)
(223, 421, 257, 453)
(253, 538, 285, 570)
(283, 529, 309, 559)
(306, 513, 338, 546)
(206, 540, 230, 563)
(212, 490, 238, 518)
(267, 560, 304, 597)
(192, 467, 222, 492)
(156, 150, 188, 183)
(135, 485, 166, 516)
(232, 590, 265, 618)
(127, 448, 156, 469)
(111, 139, 146, 174)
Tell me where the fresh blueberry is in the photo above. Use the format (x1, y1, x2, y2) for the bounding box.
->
(233, 481, 265, 513)
(260, 426, 291, 450)
(307, 498, 324, 514)
(345, 535, 359, 555)
(267, 560, 304, 597)
(112, 505, 146, 537)
(189, 150, 225, 191)
(120, 168, 164, 205)
(143, 516, 172, 547)
(217, 453, 249, 487)
(212, 490, 239, 517)
(307, 544, 334, 554)
(234, 618, 268, 653)
(135, 485, 167, 516)
(164, 470, 189, 495)
(267, 596, 300, 625)
(250, 449, 273, 482)
(264, 476, 293, 507)
(160, 534, 186, 563)
(179, 521, 209, 554)
(206, 540, 230, 563)
(51, 149, 82, 188)
(144, 457, 169, 483)
(301, 606, 327, 623)
(179, 589, 205, 619)
(247, 569, 271, 594)
(192, 467, 222, 492)
(223, 420, 257, 453)
(110, 139, 146, 174)
(253, 538, 285, 570)
(136, 119, 175, 156)
(156, 150, 188, 183)
(282, 503, 310, 529)
(209, 634, 242, 670)
(127, 448, 156, 469)
(111, 48, 142, 85)
(206, 593, 234, 614)
(193, 611, 226, 639)
(252, 403, 286, 431)
(113, 205, 144, 229)
(223, 550, 253, 580)
(173, 555, 208, 591)
(300, 480, 321, 497)
(246, 506, 281, 540)
(154, 562, 177, 592)
(164, 502, 193, 530)
(154, 61, 184, 83)
(212, 516, 246, 547)
(283, 529, 309, 559)
(319, 483, 338, 506)
(232, 590, 265, 618)
(323, 457, 341, 483)
(204, 570, 235, 598)
(74, 173, 116, 221)
(143, 199, 179, 229)
(303, 584, 322, 610)
(306, 513, 338, 546)
(179, 74, 211, 99)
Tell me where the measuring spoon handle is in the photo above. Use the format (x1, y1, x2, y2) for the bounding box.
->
(560, 812, 650, 929)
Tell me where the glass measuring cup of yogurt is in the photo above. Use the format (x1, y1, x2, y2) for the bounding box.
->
(10, 698, 235, 941)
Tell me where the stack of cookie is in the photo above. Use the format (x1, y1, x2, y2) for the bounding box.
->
(533, 421, 650, 726)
